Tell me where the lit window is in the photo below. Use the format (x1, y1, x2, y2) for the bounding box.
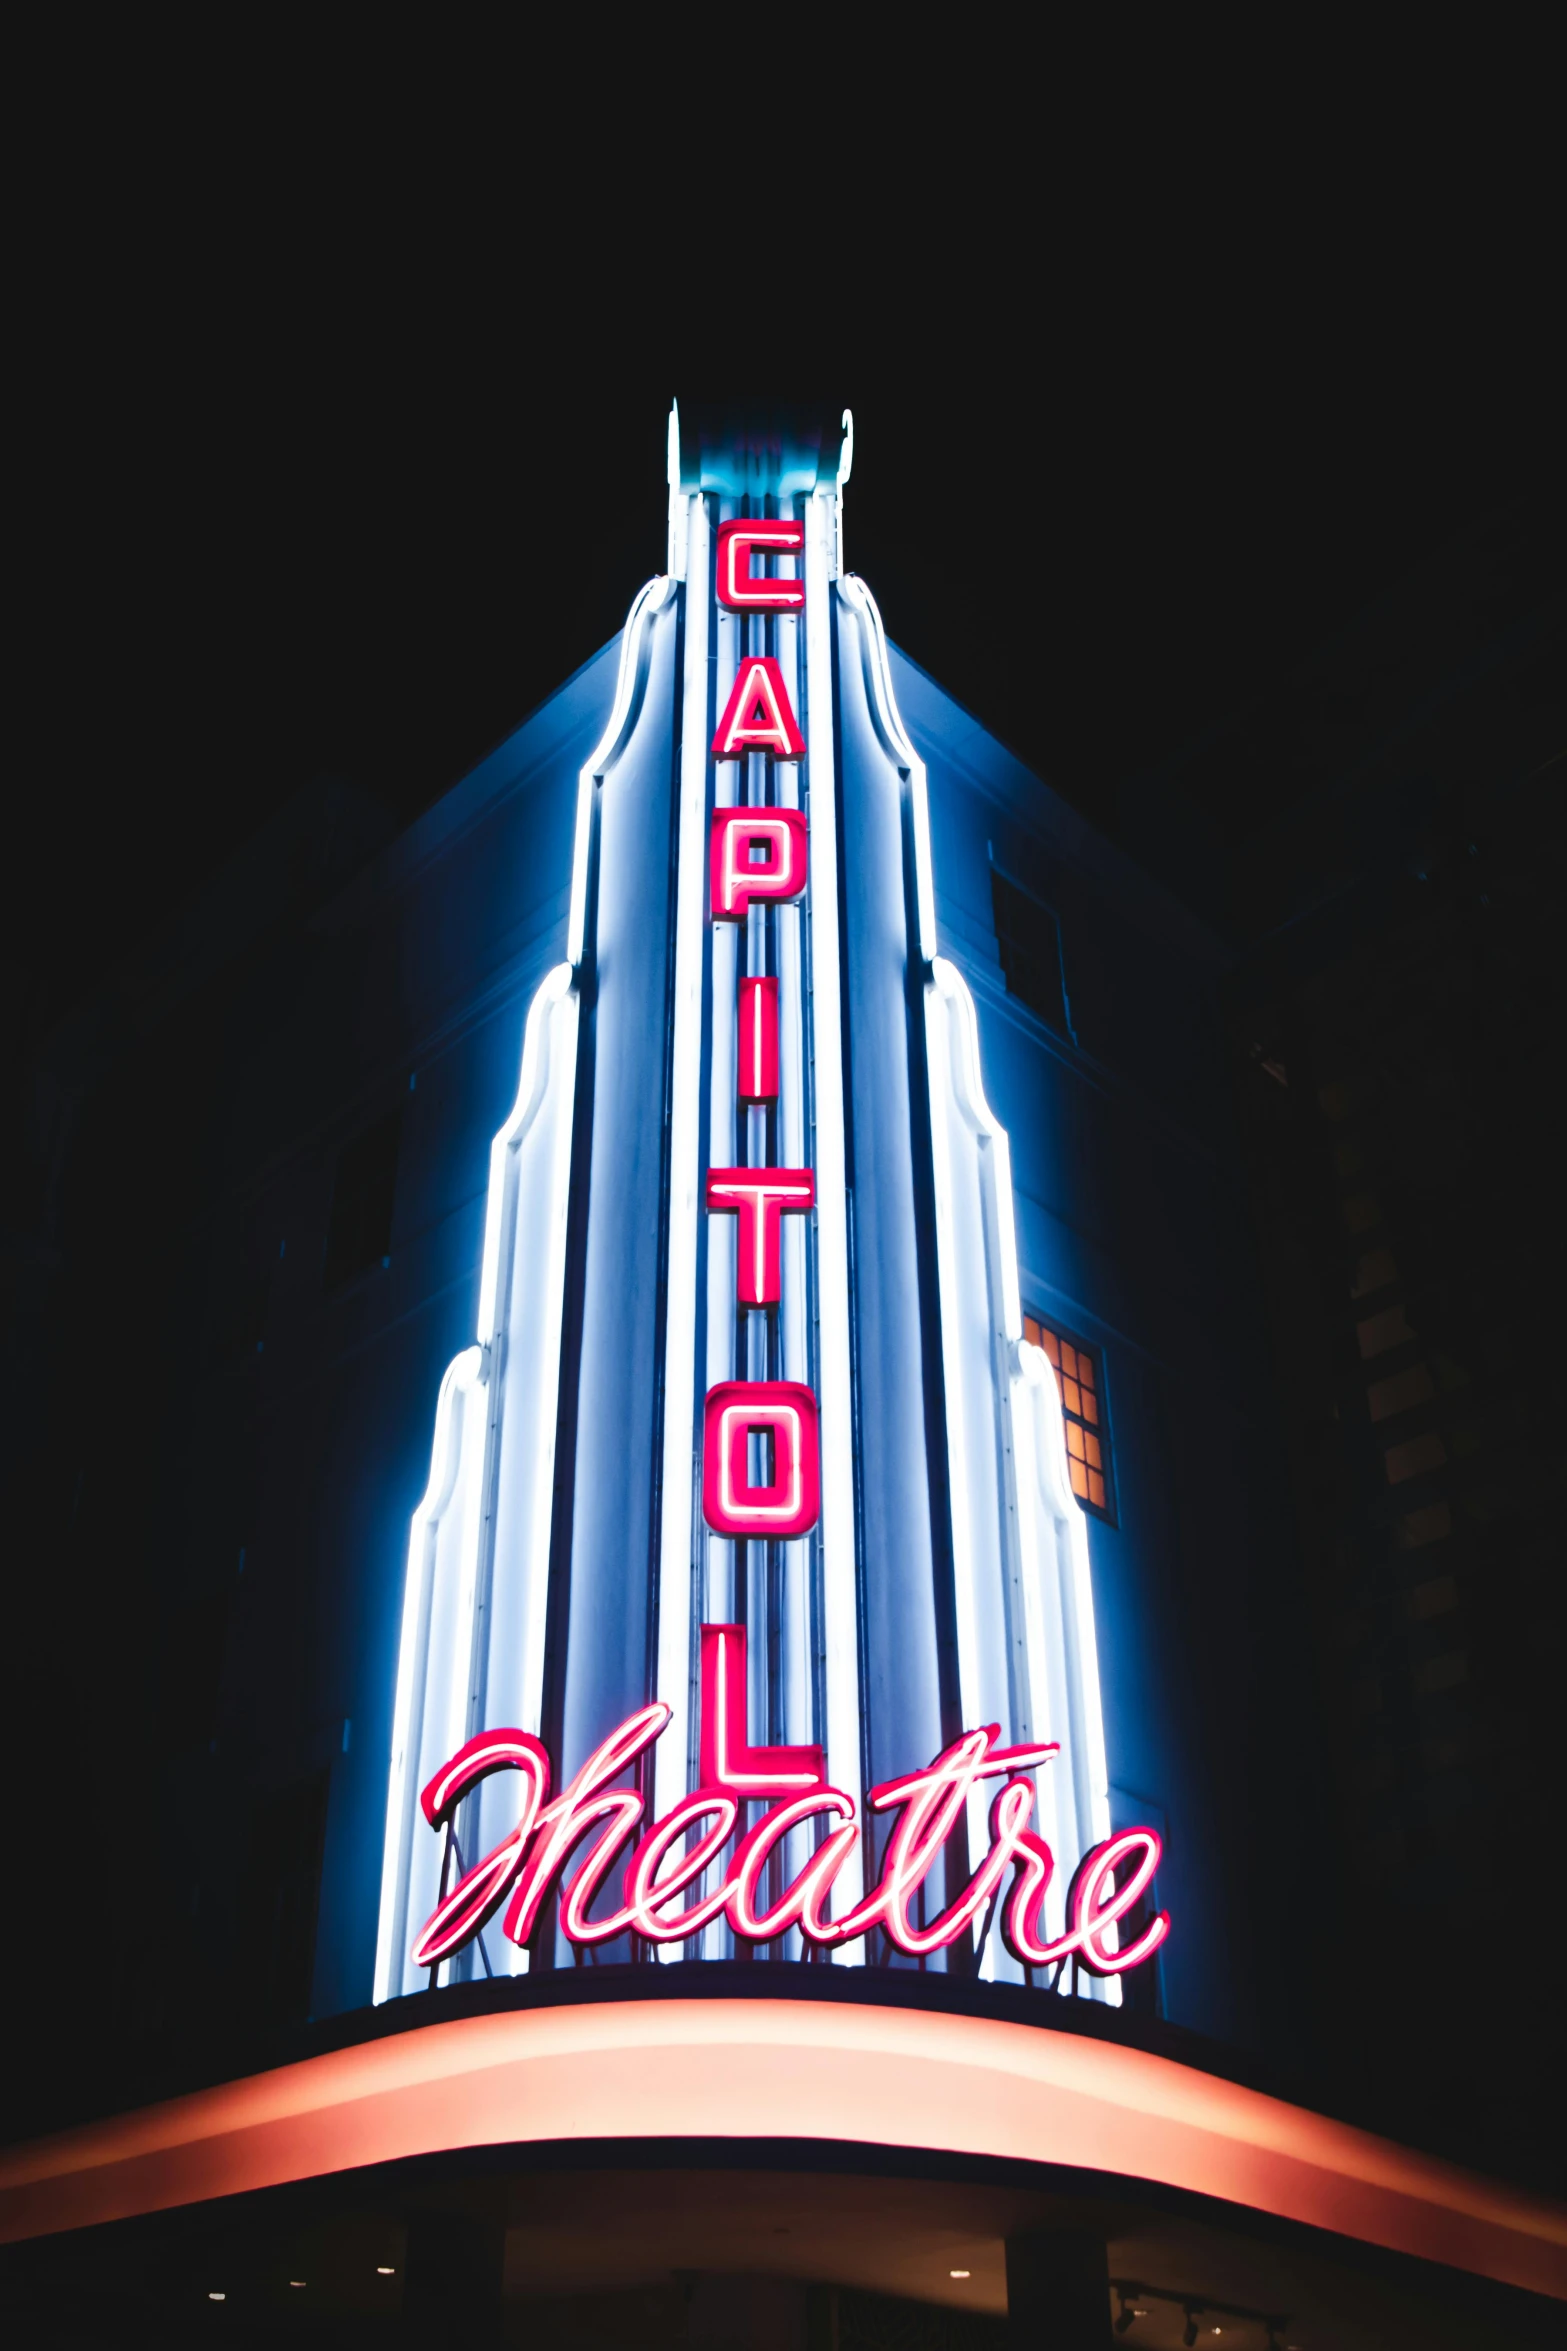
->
(1023, 1314, 1113, 1518)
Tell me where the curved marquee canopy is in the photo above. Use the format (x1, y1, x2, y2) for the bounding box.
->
(3, 1997, 1561, 2302)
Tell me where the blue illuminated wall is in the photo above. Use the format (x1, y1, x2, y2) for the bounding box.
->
(202, 654, 613, 2021)
(4, 446, 1298, 2086)
(900, 649, 1262, 2043)
(162, 619, 1270, 2048)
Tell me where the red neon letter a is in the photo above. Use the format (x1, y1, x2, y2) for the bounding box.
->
(712, 656, 806, 761)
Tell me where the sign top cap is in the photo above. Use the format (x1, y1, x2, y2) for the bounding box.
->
(671, 400, 852, 501)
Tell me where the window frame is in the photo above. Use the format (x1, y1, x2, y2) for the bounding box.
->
(1022, 1310, 1116, 1522)
(988, 859, 1078, 1045)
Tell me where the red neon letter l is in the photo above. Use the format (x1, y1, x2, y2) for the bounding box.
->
(699, 1621, 824, 1796)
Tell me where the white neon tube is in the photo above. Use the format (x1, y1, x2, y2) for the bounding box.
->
(567, 575, 678, 967)
(376, 565, 677, 2003)
(804, 484, 865, 1947)
(835, 574, 936, 960)
(837, 564, 1112, 1992)
(666, 401, 688, 581)
(374, 1345, 484, 2004)
(652, 494, 711, 1850)
(773, 545, 812, 1955)
(700, 501, 740, 1964)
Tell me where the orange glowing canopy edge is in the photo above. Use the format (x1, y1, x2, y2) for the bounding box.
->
(1, 1999, 1562, 2298)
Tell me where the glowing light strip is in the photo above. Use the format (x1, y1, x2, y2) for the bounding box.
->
(665, 401, 688, 582)
(1019, 1338, 1115, 1862)
(700, 502, 740, 1962)
(567, 573, 679, 967)
(924, 961, 1023, 1343)
(836, 573, 936, 961)
(839, 570, 995, 1965)
(466, 963, 582, 1956)
(1001, 1343, 1068, 1944)
(377, 565, 676, 2002)
(773, 536, 814, 1943)
(920, 958, 1028, 1981)
(836, 570, 1112, 1993)
(917, 982, 989, 1954)
(505, 971, 582, 1795)
(373, 1344, 483, 2005)
(804, 484, 863, 1944)
(652, 492, 710, 1843)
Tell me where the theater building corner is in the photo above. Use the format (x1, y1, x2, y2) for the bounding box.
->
(2, 406, 1560, 2345)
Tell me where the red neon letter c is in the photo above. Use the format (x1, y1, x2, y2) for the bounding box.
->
(716, 519, 805, 612)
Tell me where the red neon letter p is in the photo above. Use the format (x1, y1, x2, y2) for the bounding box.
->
(710, 809, 807, 922)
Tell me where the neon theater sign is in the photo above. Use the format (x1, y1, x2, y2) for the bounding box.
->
(374, 409, 1167, 1999)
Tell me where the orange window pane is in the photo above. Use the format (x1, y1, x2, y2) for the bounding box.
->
(1028, 1313, 1111, 1517)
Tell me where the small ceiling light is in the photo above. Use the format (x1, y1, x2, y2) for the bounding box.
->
(289, 2279, 306, 2288)
(950, 2268, 970, 2278)
(208, 2290, 225, 2301)
(377, 2265, 396, 2275)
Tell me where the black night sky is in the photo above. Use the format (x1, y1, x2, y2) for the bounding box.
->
(10, 150, 1559, 1052)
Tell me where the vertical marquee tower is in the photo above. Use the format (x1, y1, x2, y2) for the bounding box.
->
(374, 404, 1118, 1998)
(9, 406, 1560, 2346)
